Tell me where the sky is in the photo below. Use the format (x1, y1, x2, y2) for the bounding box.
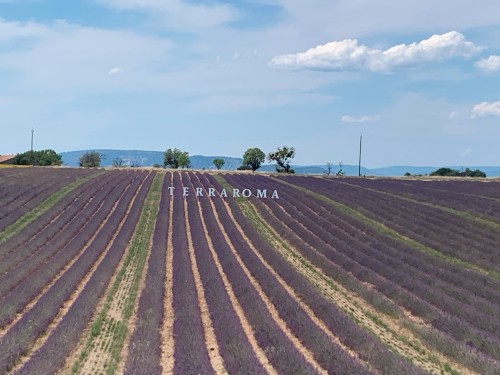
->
(1, 0, 500, 167)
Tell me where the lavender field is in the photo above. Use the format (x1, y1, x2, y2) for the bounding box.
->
(0, 167, 499, 375)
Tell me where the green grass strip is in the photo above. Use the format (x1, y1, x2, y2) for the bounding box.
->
(0, 171, 102, 245)
(275, 178, 500, 281)
(71, 172, 164, 375)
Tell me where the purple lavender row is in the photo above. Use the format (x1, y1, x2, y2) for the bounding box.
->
(327, 178, 500, 263)
(171, 173, 214, 375)
(0, 168, 70, 204)
(182, 173, 266, 374)
(0, 171, 137, 317)
(249, 176, 500, 339)
(0, 170, 122, 258)
(0, 170, 128, 274)
(194, 173, 320, 375)
(280, 176, 500, 271)
(232, 175, 500, 367)
(124, 173, 171, 375)
(218, 174, 430, 375)
(14, 171, 155, 375)
(0, 171, 150, 374)
(248, 175, 500, 316)
(346, 177, 500, 223)
(0, 169, 96, 231)
(374, 177, 500, 198)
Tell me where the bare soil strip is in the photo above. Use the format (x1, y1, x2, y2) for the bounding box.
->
(182, 178, 227, 374)
(161, 173, 175, 375)
(192, 180, 277, 374)
(67, 172, 162, 375)
(7, 173, 149, 374)
(242, 200, 474, 375)
(207, 198, 328, 375)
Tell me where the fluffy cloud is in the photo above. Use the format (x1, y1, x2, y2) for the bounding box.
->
(341, 115, 380, 123)
(269, 31, 481, 72)
(476, 55, 500, 73)
(471, 101, 500, 118)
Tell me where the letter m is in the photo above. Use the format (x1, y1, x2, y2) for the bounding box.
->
(256, 189, 267, 199)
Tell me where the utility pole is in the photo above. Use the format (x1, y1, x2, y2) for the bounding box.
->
(358, 134, 362, 177)
(31, 128, 34, 166)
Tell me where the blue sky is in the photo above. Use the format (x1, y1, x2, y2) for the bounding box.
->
(1, 0, 500, 167)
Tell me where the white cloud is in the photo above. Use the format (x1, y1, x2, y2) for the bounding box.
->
(269, 31, 482, 72)
(476, 55, 500, 73)
(108, 67, 125, 75)
(471, 101, 500, 118)
(341, 115, 380, 123)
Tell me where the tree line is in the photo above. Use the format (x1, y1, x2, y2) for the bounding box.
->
(161, 146, 296, 173)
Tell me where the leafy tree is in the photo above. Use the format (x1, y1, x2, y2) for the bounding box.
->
(430, 167, 486, 178)
(213, 158, 225, 170)
(13, 149, 62, 166)
(164, 148, 190, 169)
(268, 146, 296, 173)
(79, 151, 102, 167)
(242, 147, 266, 171)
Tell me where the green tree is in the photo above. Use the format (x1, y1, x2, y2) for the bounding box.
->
(164, 148, 190, 169)
(13, 149, 62, 166)
(79, 151, 102, 168)
(268, 146, 296, 173)
(242, 147, 266, 171)
(213, 158, 225, 170)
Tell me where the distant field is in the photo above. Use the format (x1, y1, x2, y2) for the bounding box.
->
(0, 167, 499, 375)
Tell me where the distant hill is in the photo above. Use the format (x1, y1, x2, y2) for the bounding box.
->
(59, 150, 500, 177)
(60, 150, 244, 170)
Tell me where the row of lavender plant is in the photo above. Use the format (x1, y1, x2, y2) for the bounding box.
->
(193, 173, 321, 375)
(14, 171, 155, 375)
(255, 176, 500, 336)
(0, 170, 128, 273)
(0, 171, 140, 325)
(280, 175, 500, 271)
(0, 169, 96, 231)
(390, 177, 500, 198)
(344, 177, 500, 222)
(204, 173, 426, 375)
(332, 177, 500, 254)
(182, 173, 267, 374)
(0, 170, 121, 258)
(228, 174, 500, 373)
(0, 171, 151, 374)
(124, 173, 172, 374)
(170, 173, 214, 375)
(0, 168, 75, 205)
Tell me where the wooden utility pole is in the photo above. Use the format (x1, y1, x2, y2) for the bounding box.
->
(31, 128, 34, 166)
(358, 134, 362, 177)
